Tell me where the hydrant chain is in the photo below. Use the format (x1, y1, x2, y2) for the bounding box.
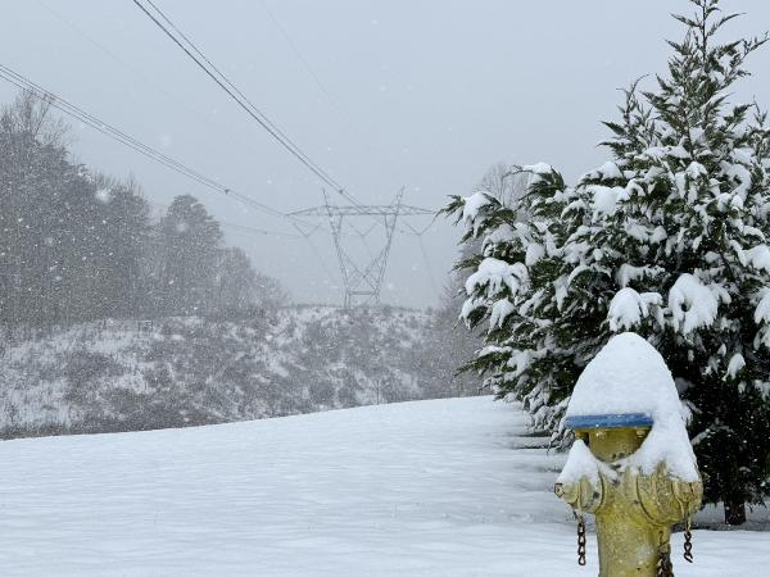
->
(657, 550, 674, 577)
(683, 523, 694, 563)
(656, 533, 674, 577)
(576, 515, 587, 566)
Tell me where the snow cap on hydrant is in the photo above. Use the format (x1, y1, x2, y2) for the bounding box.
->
(560, 332, 699, 484)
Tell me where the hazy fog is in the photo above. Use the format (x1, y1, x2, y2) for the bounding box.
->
(2, 0, 768, 307)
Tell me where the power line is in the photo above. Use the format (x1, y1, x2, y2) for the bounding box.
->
(132, 0, 433, 243)
(397, 218, 441, 301)
(259, 1, 361, 139)
(402, 217, 438, 237)
(417, 230, 442, 301)
(132, 0, 356, 205)
(259, 0, 337, 111)
(34, 0, 285, 173)
(0, 63, 401, 305)
(0, 61, 313, 229)
(25, 1, 439, 306)
(0, 67, 212, 191)
(258, 0, 393, 196)
(221, 220, 303, 239)
(256, 5, 424, 225)
(148, 200, 302, 238)
(292, 224, 340, 286)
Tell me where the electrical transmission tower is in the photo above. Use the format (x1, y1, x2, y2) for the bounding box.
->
(290, 190, 433, 308)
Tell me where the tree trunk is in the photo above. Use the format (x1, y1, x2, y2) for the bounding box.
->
(724, 499, 746, 526)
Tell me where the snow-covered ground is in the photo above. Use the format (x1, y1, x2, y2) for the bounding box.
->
(0, 397, 766, 576)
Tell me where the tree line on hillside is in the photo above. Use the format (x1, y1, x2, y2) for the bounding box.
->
(447, 0, 770, 525)
(0, 91, 285, 331)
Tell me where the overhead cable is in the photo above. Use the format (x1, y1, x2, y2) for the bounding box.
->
(132, 0, 355, 204)
(0, 61, 313, 228)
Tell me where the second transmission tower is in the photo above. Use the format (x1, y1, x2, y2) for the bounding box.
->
(291, 190, 432, 308)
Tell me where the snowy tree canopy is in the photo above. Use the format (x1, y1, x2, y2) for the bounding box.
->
(444, 0, 770, 521)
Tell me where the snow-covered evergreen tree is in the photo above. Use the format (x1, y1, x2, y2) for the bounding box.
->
(445, 0, 770, 524)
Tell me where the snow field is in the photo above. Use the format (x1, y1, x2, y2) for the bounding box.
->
(0, 397, 766, 576)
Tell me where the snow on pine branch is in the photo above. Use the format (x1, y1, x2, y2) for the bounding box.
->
(668, 274, 722, 335)
(607, 288, 662, 332)
(465, 259, 528, 302)
(461, 192, 491, 233)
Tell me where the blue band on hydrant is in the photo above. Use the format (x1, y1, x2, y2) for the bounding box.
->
(564, 413, 654, 430)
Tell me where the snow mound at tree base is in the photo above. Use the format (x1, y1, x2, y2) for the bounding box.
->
(0, 397, 766, 576)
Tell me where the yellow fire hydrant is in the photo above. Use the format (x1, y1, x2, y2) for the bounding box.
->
(553, 333, 703, 576)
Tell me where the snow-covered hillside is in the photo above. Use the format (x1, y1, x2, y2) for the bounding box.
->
(0, 397, 766, 576)
(0, 306, 441, 437)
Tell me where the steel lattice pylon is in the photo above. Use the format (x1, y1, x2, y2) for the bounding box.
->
(290, 190, 432, 308)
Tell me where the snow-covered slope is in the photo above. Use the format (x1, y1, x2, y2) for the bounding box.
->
(0, 397, 766, 576)
(0, 306, 435, 437)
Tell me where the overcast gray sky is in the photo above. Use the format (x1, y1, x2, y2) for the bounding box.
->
(1, 0, 769, 308)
